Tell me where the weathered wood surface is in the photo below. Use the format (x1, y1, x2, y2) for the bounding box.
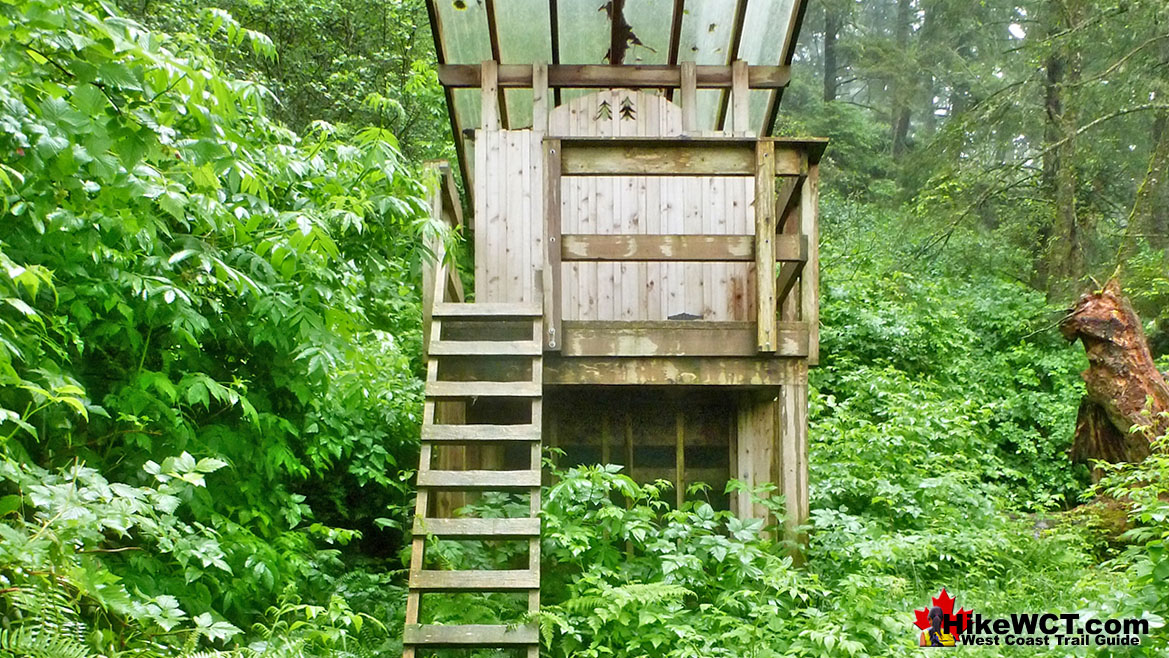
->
(417, 469, 542, 488)
(549, 90, 756, 322)
(404, 624, 538, 646)
(423, 423, 540, 441)
(1061, 278, 1169, 465)
(544, 357, 805, 386)
(562, 234, 755, 261)
(412, 517, 540, 538)
(561, 141, 757, 176)
(433, 302, 541, 317)
(439, 64, 792, 89)
(428, 340, 542, 356)
(410, 569, 539, 590)
(559, 321, 809, 357)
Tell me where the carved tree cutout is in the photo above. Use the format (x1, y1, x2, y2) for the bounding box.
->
(619, 96, 636, 121)
(595, 100, 612, 121)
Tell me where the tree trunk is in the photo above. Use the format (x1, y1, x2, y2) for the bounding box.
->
(890, 0, 912, 159)
(1038, 0, 1085, 299)
(823, 6, 841, 102)
(1061, 278, 1169, 471)
(1125, 110, 1169, 256)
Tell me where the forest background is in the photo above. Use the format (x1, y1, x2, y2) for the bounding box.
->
(1, 0, 1169, 656)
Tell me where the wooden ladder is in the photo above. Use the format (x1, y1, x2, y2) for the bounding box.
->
(403, 301, 544, 658)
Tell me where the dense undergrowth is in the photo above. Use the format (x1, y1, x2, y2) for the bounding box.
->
(2, 1, 1168, 657)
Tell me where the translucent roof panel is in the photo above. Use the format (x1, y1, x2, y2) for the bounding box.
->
(556, 2, 611, 65)
(428, 0, 810, 180)
(435, 1, 492, 65)
(620, 0, 674, 65)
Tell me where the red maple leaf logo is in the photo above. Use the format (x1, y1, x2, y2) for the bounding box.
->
(913, 588, 972, 634)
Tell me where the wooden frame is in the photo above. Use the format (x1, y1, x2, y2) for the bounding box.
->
(439, 64, 792, 89)
(556, 137, 816, 177)
(540, 135, 821, 358)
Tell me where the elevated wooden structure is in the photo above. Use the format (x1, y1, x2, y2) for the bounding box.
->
(406, 2, 820, 655)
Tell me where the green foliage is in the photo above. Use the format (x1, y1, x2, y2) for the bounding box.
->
(1087, 432, 1169, 655)
(0, 0, 439, 651)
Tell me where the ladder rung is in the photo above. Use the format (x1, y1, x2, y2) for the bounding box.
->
(433, 302, 542, 318)
(417, 470, 541, 489)
(413, 517, 540, 538)
(403, 623, 538, 646)
(423, 424, 540, 442)
(429, 340, 542, 356)
(427, 381, 541, 397)
(410, 569, 539, 590)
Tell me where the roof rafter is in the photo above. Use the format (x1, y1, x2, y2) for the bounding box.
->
(766, 0, 810, 136)
(425, 0, 471, 202)
(665, 0, 685, 102)
(549, 0, 561, 105)
(715, 0, 750, 132)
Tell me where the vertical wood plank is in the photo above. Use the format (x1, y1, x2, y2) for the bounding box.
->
(480, 60, 499, 131)
(505, 133, 523, 301)
(732, 60, 750, 136)
(474, 131, 488, 302)
(776, 379, 809, 559)
(755, 140, 776, 351)
(544, 139, 563, 350)
(421, 163, 442, 356)
(735, 391, 775, 523)
(532, 62, 549, 132)
(681, 61, 697, 135)
(801, 164, 820, 365)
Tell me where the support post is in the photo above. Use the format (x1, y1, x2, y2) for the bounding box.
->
(680, 61, 697, 135)
(731, 60, 750, 136)
(755, 140, 776, 352)
(544, 139, 563, 350)
(800, 163, 820, 364)
(481, 60, 500, 130)
(776, 379, 809, 560)
(532, 61, 549, 133)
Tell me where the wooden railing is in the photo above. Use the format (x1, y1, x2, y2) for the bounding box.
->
(543, 136, 822, 360)
(421, 160, 466, 357)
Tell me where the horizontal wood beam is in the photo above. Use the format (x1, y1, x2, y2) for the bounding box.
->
(776, 234, 809, 263)
(404, 623, 538, 646)
(412, 517, 540, 538)
(439, 64, 791, 89)
(561, 141, 754, 176)
(560, 321, 809, 357)
(559, 234, 807, 262)
(558, 140, 810, 177)
(562, 235, 754, 261)
(544, 356, 806, 386)
(410, 569, 539, 590)
(417, 469, 542, 488)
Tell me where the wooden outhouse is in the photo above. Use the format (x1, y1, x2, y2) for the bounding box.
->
(407, 1, 822, 655)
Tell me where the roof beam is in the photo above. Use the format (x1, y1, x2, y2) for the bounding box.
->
(766, 0, 811, 136)
(438, 64, 791, 89)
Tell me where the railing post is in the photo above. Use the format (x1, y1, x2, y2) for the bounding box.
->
(755, 140, 776, 352)
(421, 162, 447, 358)
(800, 163, 820, 364)
(544, 138, 563, 351)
